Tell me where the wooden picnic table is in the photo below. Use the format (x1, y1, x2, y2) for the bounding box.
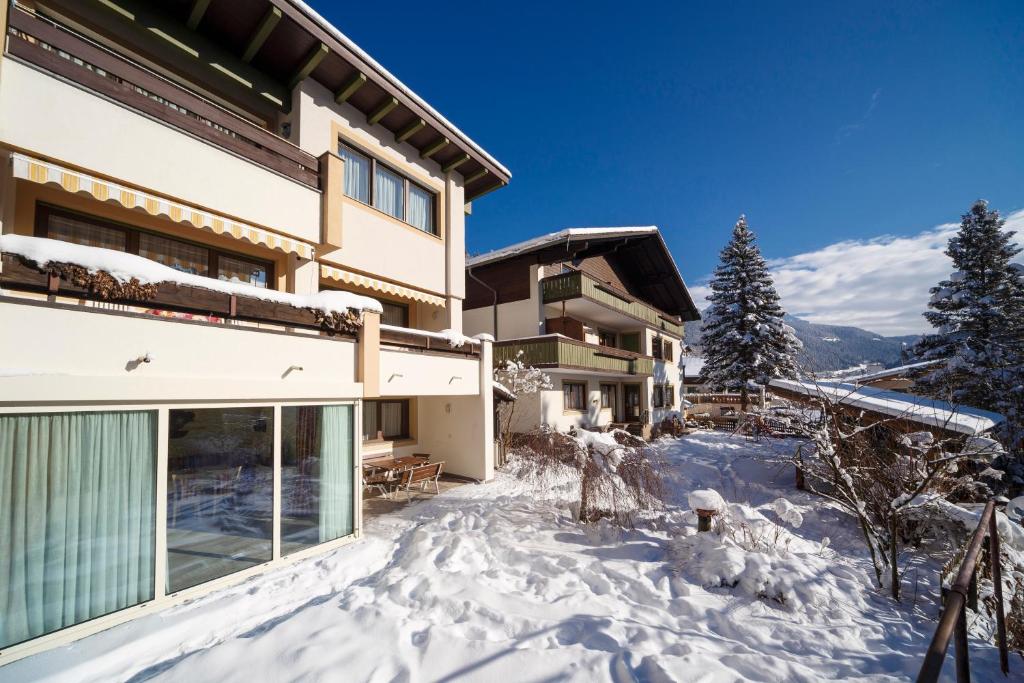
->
(363, 455, 426, 472)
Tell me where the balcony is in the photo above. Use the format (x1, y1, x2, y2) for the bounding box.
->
(5, 7, 318, 188)
(494, 335, 653, 376)
(541, 271, 685, 337)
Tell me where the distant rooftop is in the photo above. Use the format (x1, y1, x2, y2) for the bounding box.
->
(845, 359, 944, 384)
(466, 227, 659, 268)
(769, 378, 1004, 436)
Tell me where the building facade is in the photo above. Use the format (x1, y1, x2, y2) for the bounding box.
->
(463, 228, 700, 437)
(0, 0, 508, 660)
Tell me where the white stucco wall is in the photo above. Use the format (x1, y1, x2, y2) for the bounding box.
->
(0, 299, 361, 404)
(378, 348, 481, 396)
(0, 60, 320, 243)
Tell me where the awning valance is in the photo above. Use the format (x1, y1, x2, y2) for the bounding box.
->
(11, 153, 314, 260)
(320, 264, 445, 307)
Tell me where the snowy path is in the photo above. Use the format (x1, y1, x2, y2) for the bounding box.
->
(2, 432, 1010, 682)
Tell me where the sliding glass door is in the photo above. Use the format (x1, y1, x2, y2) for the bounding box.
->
(281, 405, 355, 555)
(0, 411, 156, 649)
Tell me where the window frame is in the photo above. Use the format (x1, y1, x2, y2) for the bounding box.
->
(600, 383, 616, 411)
(338, 141, 439, 236)
(598, 329, 617, 348)
(652, 337, 663, 360)
(379, 300, 410, 328)
(653, 384, 664, 408)
(34, 204, 276, 289)
(362, 398, 411, 442)
(563, 381, 587, 412)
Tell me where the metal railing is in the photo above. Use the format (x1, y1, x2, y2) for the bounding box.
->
(916, 499, 1010, 682)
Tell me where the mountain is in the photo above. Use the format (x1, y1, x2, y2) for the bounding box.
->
(684, 315, 921, 373)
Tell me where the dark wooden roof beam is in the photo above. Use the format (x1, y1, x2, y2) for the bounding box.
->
(466, 179, 506, 202)
(334, 71, 367, 103)
(288, 42, 329, 90)
(463, 168, 489, 184)
(241, 6, 282, 63)
(421, 137, 450, 159)
(441, 153, 470, 173)
(395, 118, 425, 142)
(186, 0, 211, 30)
(367, 96, 398, 125)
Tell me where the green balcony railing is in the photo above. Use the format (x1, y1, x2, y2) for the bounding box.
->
(494, 336, 654, 376)
(540, 271, 685, 337)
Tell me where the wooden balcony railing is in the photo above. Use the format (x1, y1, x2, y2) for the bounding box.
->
(6, 8, 319, 188)
(494, 335, 653, 376)
(379, 327, 479, 357)
(540, 270, 685, 337)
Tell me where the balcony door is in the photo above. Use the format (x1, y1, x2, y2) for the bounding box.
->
(623, 384, 642, 422)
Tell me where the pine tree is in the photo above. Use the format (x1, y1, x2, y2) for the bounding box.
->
(914, 200, 1024, 448)
(699, 216, 801, 409)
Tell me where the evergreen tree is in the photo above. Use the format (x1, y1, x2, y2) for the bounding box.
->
(914, 200, 1024, 448)
(699, 216, 801, 409)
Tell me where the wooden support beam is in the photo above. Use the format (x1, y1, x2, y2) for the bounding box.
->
(463, 168, 490, 185)
(65, 0, 288, 114)
(186, 0, 211, 29)
(288, 42, 328, 90)
(334, 72, 366, 103)
(441, 153, 470, 173)
(367, 96, 398, 125)
(241, 6, 281, 63)
(466, 179, 505, 203)
(395, 118, 425, 143)
(421, 137, 450, 159)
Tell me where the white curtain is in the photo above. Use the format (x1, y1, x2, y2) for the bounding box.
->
(340, 147, 370, 203)
(407, 184, 433, 233)
(373, 166, 404, 219)
(318, 406, 353, 542)
(381, 402, 404, 438)
(0, 411, 156, 649)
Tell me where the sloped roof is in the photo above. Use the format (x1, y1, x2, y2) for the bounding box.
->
(768, 378, 1005, 436)
(846, 359, 944, 384)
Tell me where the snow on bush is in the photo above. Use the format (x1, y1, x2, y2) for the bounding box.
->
(771, 497, 804, 528)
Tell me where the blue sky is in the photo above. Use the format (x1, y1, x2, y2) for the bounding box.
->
(310, 1, 1023, 334)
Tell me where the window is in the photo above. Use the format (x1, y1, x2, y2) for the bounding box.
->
(37, 205, 274, 289)
(373, 164, 405, 220)
(339, 145, 370, 203)
(380, 300, 410, 327)
(281, 405, 355, 555)
(652, 337, 663, 360)
(563, 382, 587, 411)
(408, 183, 434, 233)
(620, 332, 641, 353)
(664, 340, 674, 362)
(363, 399, 411, 441)
(666, 384, 675, 407)
(600, 384, 616, 412)
(653, 384, 664, 408)
(653, 384, 675, 408)
(0, 410, 157, 649)
(339, 142, 437, 235)
(166, 407, 274, 593)
(598, 330, 617, 348)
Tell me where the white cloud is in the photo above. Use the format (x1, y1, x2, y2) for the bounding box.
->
(690, 209, 1024, 337)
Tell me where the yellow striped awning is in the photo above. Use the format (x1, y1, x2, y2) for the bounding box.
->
(11, 153, 314, 260)
(320, 264, 446, 307)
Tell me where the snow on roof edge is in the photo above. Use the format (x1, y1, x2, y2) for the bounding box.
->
(0, 234, 383, 315)
(768, 378, 1005, 436)
(466, 227, 659, 268)
(846, 359, 945, 384)
(291, 0, 510, 179)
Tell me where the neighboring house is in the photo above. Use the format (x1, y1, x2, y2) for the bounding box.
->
(768, 379, 1004, 441)
(463, 227, 700, 437)
(0, 0, 509, 659)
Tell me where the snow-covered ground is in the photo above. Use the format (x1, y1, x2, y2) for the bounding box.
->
(2, 432, 1012, 682)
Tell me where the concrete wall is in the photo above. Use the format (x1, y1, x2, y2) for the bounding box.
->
(379, 348, 481, 397)
(0, 61, 320, 243)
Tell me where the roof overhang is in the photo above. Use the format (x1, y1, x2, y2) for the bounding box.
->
(42, 0, 509, 201)
(467, 227, 701, 321)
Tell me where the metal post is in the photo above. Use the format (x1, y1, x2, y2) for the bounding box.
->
(954, 598, 970, 683)
(989, 513, 1009, 676)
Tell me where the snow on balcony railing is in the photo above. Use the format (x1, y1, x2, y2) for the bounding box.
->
(0, 234, 382, 316)
(379, 324, 492, 348)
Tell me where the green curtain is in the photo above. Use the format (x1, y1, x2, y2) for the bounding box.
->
(0, 411, 156, 649)
(318, 405, 353, 542)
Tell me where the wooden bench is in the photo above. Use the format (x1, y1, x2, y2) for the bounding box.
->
(395, 461, 445, 502)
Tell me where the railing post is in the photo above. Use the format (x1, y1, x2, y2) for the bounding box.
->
(954, 597, 970, 683)
(989, 512, 1009, 676)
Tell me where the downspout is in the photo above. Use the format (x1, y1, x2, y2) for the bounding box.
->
(467, 265, 498, 337)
